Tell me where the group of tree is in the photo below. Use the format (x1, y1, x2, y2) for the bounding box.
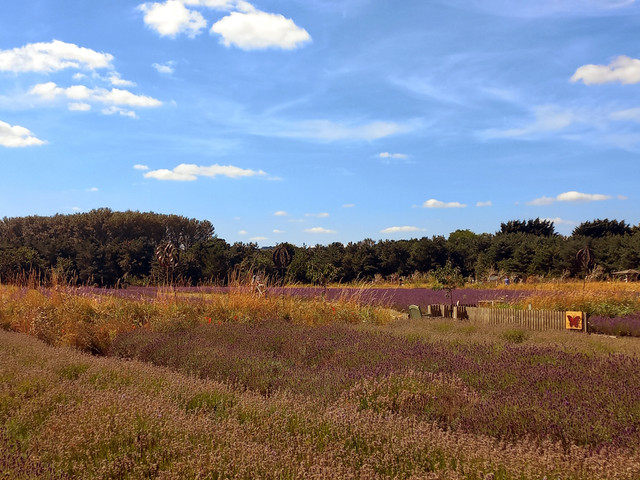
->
(0, 210, 639, 287)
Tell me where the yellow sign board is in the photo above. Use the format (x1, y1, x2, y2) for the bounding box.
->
(565, 311, 583, 330)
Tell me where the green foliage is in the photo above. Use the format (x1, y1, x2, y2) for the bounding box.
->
(573, 219, 632, 238)
(431, 261, 464, 305)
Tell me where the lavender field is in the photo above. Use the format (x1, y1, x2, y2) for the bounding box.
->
(3, 284, 640, 479)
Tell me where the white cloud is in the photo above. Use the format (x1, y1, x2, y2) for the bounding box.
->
(109, 74, 136, 87)
(280, 119, 415, 141)
(68, 102, 91, 111)
(379, 152, 408, 159)
(0, 40, 113, 73)
(139, 0, 207, 37)
(87, 187, 99, 192)
(527, 191, 612, 205)
(0, 120, 45, 148)
(342, 203, 355, 208)
(557, 191, 611, 202)
(144, 163, 267, 181)
(380, 226, 426, 234)
(571, 56, 640, 85)
(102, 106, 138, 118)
(304, 227, 337, 234)
(134, 164, 150, 170)
(211, 10, 311, 50)
(542, 217, 577, 226)
(274, 210, 288, 216)
(273, 229, 284, 233)
(305, 212, 329, 218)
(618, 195, 628, 200)
(250, 236, 267, 241)
(526, 196, 555, 206)
(238, 230, 248, 235)
(29, 82, 162, 113)
(152, 61, 176, 74)
(422, 199, 466, 209)
(476, 201, 492, 207)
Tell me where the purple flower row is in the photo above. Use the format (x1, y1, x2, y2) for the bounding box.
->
(589, 314, 640, 337)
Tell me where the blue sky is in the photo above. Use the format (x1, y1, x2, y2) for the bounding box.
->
(1, 0, 639, 245)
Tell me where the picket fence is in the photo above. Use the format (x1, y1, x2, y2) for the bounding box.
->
(423, 304, 585, 332)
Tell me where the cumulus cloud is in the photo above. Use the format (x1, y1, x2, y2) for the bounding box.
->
(0, 40, 113, 73)
(273, 229, 284, 233)
(29, 82, 162, 114)
(211, 10, 311, 50)
(556, 191, 611, 202)
(68, 102, 91, 111)
(250, 236, 267, 241)
(304, 227, 337, 234)
(152, 61, 176, 74)
(571, 56, 640, 85)
(0, 120, 45, 147)
(422, 199, 466, 209)
(109, 74, 136, 87)
(305, 212, 329, 218)
(144, 163, 267, 181)
(138, 0, 207, 37)
(134, 164, 150, 170)
(380, 226, 426, 234)
(476, 201, 493, 207)
(527, 191, 612, 205)
(274, 210, 288, 216)
(237, 230, 248, 235)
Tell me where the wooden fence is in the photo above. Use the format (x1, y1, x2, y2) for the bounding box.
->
(423, 304, 586, 332)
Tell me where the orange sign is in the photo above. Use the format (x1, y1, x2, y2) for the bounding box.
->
(565, 311, 583, 330)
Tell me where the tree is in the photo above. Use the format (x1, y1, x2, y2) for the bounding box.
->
(572, 219, 631, 238)
(499, 218, 556, 237)
(431, 260, 464, 305)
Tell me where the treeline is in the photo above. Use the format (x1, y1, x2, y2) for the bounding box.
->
(0, 211, 639, 286)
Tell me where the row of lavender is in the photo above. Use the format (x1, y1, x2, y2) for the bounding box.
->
(111, 320, 640, 450)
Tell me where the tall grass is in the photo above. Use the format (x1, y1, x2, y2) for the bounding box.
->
(0, 282, 396, 354)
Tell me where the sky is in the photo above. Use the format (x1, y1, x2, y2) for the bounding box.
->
(1, 0, 639, 246)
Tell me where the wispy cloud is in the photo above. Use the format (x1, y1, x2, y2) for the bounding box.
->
(481, 105, 576, 139)
(476, 201, 492, 207)
(144, 163, 268, 181)
(342, 203, 355, 208)
(304, 227, 337, 234)
(250, 236, 267, 241)
(423, 199, 466, 208)
(527, 190, 613, 205)
(134, 164, 149, 170)
(278, 119, 418, 142)
(274, 210, 288, 216)
(380, 226, 426, 234)
(571, 56, 640, 85)
(0, 120, 45, 147)
(305, 212, 329, 218)
(379, 152, 408, 159)
(87, 187, 99, 192)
